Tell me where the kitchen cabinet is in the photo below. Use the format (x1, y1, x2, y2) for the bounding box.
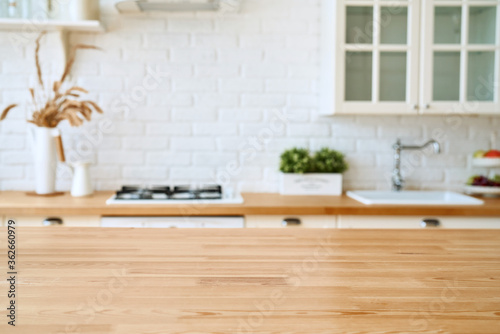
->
(338, 215, 500, 229)
(246, 215, 499, 229)
(3, 216, 100, 227)
(2, 214, 500, 229)
(101, 216, 244, 228)
(245, 215, 337, 228)
(321, 0, 500, 115)
(421, 1, 500, 114)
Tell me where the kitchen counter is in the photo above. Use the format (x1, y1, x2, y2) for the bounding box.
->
(0, 228, 498, 333)
(0, 191, 499, 217)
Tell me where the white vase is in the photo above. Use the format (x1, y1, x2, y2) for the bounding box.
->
(28, 126, 60, 195)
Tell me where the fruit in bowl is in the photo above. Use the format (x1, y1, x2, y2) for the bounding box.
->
(473, 150, 487, 158)
(484, 150, 500, 158)
(473, 149, 500, 158)
(467, 175, 500, 187)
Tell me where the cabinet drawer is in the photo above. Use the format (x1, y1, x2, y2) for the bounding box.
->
(338, 216, 500, 229)
(245, 215, 336, 228)
(100, 217, 245, 228)
(4, 216, 100, 227)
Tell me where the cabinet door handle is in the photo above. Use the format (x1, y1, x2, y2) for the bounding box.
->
(412, 104, 419, 110)
(421, 219, 440, 228)
(282, 218, 302, 227)
(42, 217, 64, 226)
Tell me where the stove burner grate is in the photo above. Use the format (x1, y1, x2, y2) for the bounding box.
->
(114, 185, 223, 201)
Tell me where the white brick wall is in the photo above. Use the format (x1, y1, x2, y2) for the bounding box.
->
(0, 0, 497, 193)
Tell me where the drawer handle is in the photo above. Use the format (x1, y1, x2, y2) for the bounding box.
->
(421, 219, 440, 228)
(282, 218, 302, 227)
(42, 217, 64, 226)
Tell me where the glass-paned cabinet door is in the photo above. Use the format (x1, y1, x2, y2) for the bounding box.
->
(336, 0, 420, 114)
(422, 0, 500, 114)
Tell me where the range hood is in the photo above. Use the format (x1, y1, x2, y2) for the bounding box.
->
(116, 0, 241, 13)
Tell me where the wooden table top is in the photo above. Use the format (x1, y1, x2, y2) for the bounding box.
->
(0, 228, 499, 333)
(0, 191, 499, 216)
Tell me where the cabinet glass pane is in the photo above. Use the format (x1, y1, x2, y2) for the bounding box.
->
(469, 7, 497, 44)
(433, 52, 461, 101)
(434, 7, 462, 44)
(380, 7, 408, 44)
(346, 52, 373, 101)
(380, 52, 407, 101)
(346, 7, 373, 44)
(468, 51, 495, 101)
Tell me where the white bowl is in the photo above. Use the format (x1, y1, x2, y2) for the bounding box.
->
(464, 185, 500, 196)
(472, 158, 500, 168)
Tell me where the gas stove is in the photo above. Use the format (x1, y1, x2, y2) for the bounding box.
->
(106, 185, 244, 205)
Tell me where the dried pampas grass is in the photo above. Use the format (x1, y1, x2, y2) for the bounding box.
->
(60, 44, 100, 84)
(0, 104, 18, 121)
(0, 31, 103, 128)
(35, 31, 46, 87)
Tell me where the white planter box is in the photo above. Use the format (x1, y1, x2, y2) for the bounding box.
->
(279, 173, 343, 196)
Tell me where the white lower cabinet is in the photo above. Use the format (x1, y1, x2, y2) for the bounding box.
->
(245, 215, 336, 228)
(2, 215, 499, 229)
(245, 215, 500, 229)
(100, 217, 245, 228)
(338, 216, 500, 229)
(3, 216, 101, 227)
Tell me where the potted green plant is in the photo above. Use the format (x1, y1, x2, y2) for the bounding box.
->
(279, 147, 348, 195)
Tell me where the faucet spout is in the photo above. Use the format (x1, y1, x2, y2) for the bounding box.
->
(427, 140, 441, 154)
(391, 138, 441, 192)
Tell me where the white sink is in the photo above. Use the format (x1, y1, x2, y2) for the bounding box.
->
(347, 191, 484, 205)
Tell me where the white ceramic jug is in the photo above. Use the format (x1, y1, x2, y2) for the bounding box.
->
(70, 162, 93, 197)
(29, 126, 60, 195)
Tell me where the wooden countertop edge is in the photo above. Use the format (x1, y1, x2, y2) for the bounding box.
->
(0, 191, 499, 216)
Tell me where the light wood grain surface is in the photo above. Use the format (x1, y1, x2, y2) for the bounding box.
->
(0, 191, 499, 216)
(0, 228, 499, 333)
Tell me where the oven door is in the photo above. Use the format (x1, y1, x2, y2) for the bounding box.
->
(101, 216, 244, 228)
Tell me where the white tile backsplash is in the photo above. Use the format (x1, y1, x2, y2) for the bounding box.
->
(0, 0, 496, 192)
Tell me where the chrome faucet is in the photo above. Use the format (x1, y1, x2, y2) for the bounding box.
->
(392, 139, 441, 191)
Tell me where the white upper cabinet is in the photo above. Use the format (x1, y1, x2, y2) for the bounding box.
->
(421, 0, 500, 114)
(321, 0, 500, 115)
